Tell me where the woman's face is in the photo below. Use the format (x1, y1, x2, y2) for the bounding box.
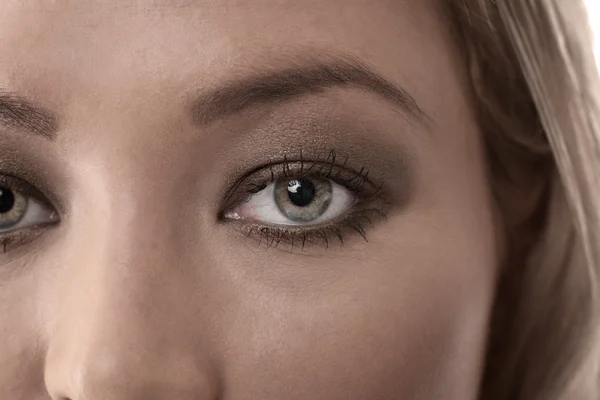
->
(0, 1, 500, 399)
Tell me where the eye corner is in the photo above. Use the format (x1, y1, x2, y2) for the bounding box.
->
(220, 209, 243, 222)
(0, 173, 62, 253)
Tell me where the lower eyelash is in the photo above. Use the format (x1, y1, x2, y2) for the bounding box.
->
(0, 226, 47, 254)
(236, 208, 387, 251)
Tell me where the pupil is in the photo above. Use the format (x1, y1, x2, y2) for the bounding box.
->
(287, 179, 315, 207)
(0, 187, 15, 213)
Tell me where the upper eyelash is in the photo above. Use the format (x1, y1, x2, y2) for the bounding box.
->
(0, 173, 59, 213)
(280, 149, 371, 192)
(221, 148, 384, 212)
(0, 174, 37, 198)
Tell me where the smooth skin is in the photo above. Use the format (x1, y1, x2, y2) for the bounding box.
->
(0, 1, 500, 399)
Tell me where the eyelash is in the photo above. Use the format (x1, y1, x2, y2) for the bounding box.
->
(0, 150, 390, 254)
(0, 174, 55, 253)
(220, 149, 389, 250)
(241, 208, 386, 251)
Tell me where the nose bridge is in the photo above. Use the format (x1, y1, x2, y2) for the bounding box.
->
(70, 135, 193, 279)
(44, 163, 219, 400)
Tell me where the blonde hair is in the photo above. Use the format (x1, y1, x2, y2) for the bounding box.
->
(447, 1, 600, 399)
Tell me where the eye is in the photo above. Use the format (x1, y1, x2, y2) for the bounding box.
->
(0, 175, 58, 234)
(220, 152, 392, 250)
(224, 177, 355, 226)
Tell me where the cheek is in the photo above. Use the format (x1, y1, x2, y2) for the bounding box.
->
(0, 276, 46, 400)
(216, 208, 497, 400)
(212, 124, 498, 399)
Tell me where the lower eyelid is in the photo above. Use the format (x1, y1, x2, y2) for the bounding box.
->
(225, 207, 388, 252)
(0, 225, 49, 255)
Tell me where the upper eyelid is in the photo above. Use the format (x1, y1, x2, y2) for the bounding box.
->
(220, 156, 381, 215)
(0, 146, 67, 216)
(0, 174, 45, 203)
(226, 150, 373, 188)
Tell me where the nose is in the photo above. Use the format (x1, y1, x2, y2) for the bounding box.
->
(43, 181, 221, 400)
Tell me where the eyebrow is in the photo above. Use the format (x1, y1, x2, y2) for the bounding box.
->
(0, 55, 429, 141)
(0, 90, 59, 140)
(189, 55, 431, 126)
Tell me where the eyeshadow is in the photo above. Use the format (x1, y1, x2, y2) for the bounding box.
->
(0, 136, 67, 215)
(214, 127, 414, 219)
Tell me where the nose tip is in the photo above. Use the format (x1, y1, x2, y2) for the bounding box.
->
(42, 250, 221, 400)
(45, 337, 220, 400)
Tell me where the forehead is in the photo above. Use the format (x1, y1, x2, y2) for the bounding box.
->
(0, 0, 451, 120)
